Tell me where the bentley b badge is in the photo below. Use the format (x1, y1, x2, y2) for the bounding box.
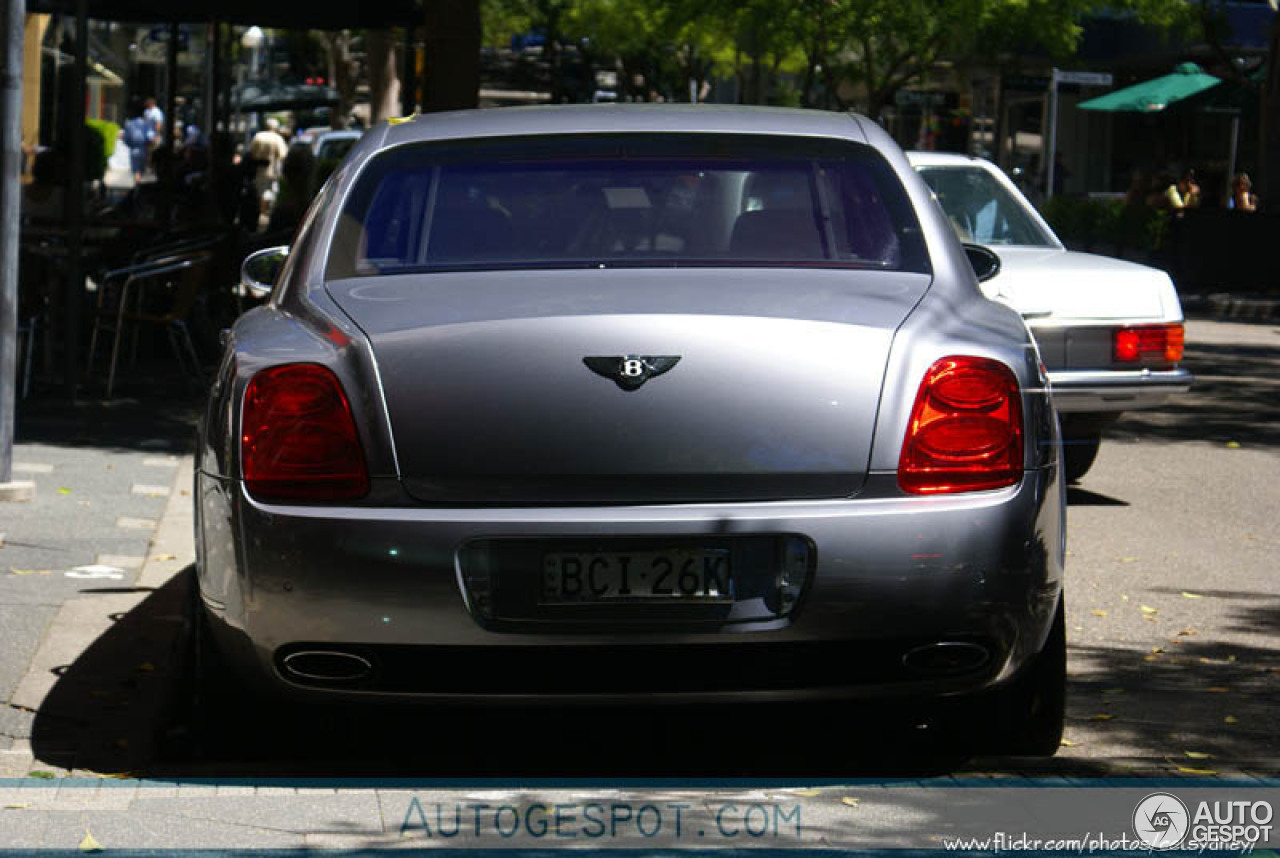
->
(583, 355, 681, 391)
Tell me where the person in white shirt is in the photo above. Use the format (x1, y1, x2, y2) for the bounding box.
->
(248, 117, 289, 219)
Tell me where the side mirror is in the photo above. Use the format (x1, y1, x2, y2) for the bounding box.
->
(241, 246, 289, 299)
(962, 243, 1001, 283)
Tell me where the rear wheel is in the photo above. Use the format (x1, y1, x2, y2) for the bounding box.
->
(1062, 433, 1101, 483)
(994, 599, 1066, 756)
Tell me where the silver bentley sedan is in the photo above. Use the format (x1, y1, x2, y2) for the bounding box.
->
(196, 106, 1066, 755)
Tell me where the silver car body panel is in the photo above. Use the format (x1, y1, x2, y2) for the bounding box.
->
(197, 106, 1064, 703)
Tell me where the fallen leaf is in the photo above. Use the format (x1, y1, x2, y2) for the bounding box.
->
(1226, 441, 1241, 449)
(1199, 657, 1214, 664)
(1178, 766, 1218, 776)
(1060, 739, 1078, 747)
(9, 568, 53, 576)
(1119, 557, 1139, 563)
(1151, 647, 1165, 654)
(26, 771, 55, 779)
(1184, 751, 1214, 759)
(840, 797, 860, 808)
(1143, 655, 1161, 662)
(790, 789, 821, 797)
(136, 662, 155, 672)
(1225, 716, 1239, 724)
(1181, 592, 1203, 599)
(153, 553, 177, 561)
(1205, 686, 1230, 693)
(1102, 688, 1125, 695)
(1177, 628, 1197, 636)
(4, 803, 30, 809)
(79, 829, 104, 852)
(57, 487, 71, 495)
(1091, 609, 1109, 617)
(1087, 713, 1115, 721)
(1141, 605, 1158, 614)
(1228, 655, 1237, 663)
(1121, 594, 1130, 601)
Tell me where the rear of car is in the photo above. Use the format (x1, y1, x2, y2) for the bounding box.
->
(909, 152, 1191, 478)
(196, 109, 1065, 752)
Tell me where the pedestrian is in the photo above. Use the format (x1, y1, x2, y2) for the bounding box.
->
(143, 97, 165, 146)
(1162, 168, 1200, 214)
(248, 117, 289, 220)
(122, 98, 152, 184)
(1228, 172, 1259, 212)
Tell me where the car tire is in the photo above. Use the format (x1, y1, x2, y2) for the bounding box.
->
(997, 598, 1067, 756)
(1062, 433, 1101, 483)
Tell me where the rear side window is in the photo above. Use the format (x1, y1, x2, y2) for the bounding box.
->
(327, 134, 929, 279)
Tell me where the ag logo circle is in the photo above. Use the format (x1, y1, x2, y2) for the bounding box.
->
(1133, 792, 1189, 849)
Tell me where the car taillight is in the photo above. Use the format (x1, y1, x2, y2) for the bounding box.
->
(241, 364, 369, 502)
(1113, 323, 1183, 365)
(899, 356, 1024, 494)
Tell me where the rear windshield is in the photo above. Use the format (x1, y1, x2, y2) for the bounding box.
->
(326, 134, 929, 279)
(916, 165, 1057, 247)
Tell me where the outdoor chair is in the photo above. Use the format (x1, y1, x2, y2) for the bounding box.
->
(85, 249, 214, 399)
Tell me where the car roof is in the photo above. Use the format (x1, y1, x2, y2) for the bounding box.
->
(905, 151, 990, 168)
(380, 104, 868, 148)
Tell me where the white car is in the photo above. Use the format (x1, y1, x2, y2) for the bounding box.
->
(908, 152, 1192, 480)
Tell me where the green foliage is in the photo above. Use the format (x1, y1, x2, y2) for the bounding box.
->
(1042, 196, 1168, 252)
(478, 0, 1195, 110)
(82, 121, 111, 182)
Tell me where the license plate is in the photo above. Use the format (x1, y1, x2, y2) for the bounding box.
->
(541, 549, 732, 604)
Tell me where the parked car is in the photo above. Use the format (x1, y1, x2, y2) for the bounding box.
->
(309, 128, 363, 162)
(908, 152, 1192, 480)
(198, 106, 1066, 754)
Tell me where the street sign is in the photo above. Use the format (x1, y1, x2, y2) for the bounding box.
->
(1054, 70, 1113, 87)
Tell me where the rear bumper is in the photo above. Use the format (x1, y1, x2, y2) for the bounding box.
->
(197, 468, 1065, 704)
(1048, 367, 1193, 413)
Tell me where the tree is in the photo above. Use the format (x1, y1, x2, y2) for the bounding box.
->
(325, 31, 360, 128)
(367, 30, 402, 123)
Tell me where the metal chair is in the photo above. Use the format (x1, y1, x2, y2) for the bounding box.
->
(85, 250, 214, 399)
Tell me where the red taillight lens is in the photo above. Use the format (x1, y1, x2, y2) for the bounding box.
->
(899, 356, 1024, 494)
(1113, 323, 1183, 365)
(241, 364, 369, 502)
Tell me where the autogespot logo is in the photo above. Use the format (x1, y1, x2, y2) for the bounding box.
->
(1134, 792, 1190, 849)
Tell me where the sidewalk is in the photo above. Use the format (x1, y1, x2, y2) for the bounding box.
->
(1181, 291, 1280, 322)
(0, 390, 200, 776)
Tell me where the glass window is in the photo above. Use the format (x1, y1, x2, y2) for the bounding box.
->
(917, 166, 1057, 247)
(327, 134, 929, 279)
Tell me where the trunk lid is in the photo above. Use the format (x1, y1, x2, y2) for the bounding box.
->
(325, 268, 931, 504)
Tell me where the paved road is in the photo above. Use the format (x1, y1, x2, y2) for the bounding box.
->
(2, 318, 1277, 779)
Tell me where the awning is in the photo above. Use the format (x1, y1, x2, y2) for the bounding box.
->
(1077, 62, 1221, 113)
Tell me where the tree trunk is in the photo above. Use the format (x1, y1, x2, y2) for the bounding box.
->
(326, 31, 359, 129)
(423, 0, 481, 112)
(367, 29, 401, 124)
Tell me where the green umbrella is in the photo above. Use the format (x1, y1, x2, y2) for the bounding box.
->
(1077, 62, 1222, 113)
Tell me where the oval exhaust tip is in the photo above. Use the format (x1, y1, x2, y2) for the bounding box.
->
(282, 650, 373, 682)
(902, 642, 990, 675)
